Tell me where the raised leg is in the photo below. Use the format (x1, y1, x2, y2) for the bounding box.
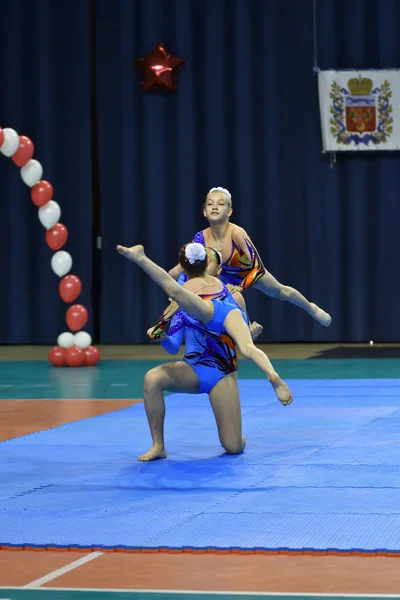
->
(255, 271, 331, 327)
(117, 245, 213, 323)
(223, 309, 293, 406)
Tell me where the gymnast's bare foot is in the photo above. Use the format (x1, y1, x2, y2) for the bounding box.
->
(310, 303, 332, 327)
(269, 374, 293, 406)
(116, 244, 145, 263)
(138, 444, 167, 462)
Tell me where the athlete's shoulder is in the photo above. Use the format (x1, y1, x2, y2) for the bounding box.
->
(231, 223, 249, 239)
(192, 230, 206, 244)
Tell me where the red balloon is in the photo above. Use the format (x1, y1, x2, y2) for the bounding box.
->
(66, 304, 88, 332)
(46, 223, 68, 251)
(84, 346, 101, 366)
(66, 345, 85, 367)
(59, 275, 82, 303)
(49, 346, 66, 367)
(0, 127, 4, 148)
(135, 42, 184, 92)
(31, 180, 53, 207)
(12, 135, 34, 167)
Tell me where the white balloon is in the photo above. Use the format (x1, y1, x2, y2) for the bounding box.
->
(51, 250, 72, 277)
(57, 332, 75, 348)
(74, 331, 92, 349)
(38, 200, 61, 229)
(0, 128, 20, 157)
(21, 159, 43, 187)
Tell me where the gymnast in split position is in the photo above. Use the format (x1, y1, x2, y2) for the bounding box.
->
(117, 241, 292, 461)
(168, 187, 331, 327)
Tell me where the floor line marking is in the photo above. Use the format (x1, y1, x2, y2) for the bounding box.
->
(1, 587, 400, 597)
(21, 552, 103, 589)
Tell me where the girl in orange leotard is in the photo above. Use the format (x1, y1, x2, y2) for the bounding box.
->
(169, 187, 331, 327)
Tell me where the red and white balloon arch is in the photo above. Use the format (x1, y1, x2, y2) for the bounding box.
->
(0, 126, 100, 367)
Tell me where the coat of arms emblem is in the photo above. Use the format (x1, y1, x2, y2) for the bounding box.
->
(329, 75, 393, 146)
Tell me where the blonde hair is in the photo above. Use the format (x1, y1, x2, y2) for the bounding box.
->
(204, 186, 232, 209)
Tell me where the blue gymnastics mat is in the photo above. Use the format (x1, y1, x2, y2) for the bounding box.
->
(1, 378, 400, 553)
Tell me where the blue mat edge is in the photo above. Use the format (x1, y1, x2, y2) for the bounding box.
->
(0, 542, 398, 555)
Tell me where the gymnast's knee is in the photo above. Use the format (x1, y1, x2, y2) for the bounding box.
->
(258, 275, 290, 300)
(222, 436, 246, 455)
(143, 367, 167, 394)
(237, 341, 255, 360)
(278, 284, 292, 301)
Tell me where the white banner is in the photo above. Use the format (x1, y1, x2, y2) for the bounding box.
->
(318, 69, 400, 152)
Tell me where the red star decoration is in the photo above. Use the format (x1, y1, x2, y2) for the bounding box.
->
(135, 43, 184, 92)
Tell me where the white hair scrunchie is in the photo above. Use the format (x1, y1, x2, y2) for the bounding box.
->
(208, 186, 231, 199)
(185, 242, 207, 264)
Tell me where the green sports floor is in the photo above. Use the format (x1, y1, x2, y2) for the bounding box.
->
(0, 358, 399, 400)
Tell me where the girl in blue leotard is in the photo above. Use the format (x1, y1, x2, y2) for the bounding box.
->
(117, 241, 293, 462)
(157, 253, 263, 396)
(148, 247, 260, 340)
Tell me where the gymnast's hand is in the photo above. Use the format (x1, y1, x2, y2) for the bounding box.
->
(227, 284, 242, 295)
(147, 327, 166, 341)
(250, 321, 263, 342)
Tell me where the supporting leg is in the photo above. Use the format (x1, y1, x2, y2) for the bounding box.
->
(139, 362, 199, 461)
(209, 372, 246, 454)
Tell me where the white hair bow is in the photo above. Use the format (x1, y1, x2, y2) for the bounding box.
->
(208, 186, 231, 199)
(185, 243, 207, 264)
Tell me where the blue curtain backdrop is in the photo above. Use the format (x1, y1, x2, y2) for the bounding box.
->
(2, 0, 400, 344)
(0, 0, 93, 344)
(95, 0, 400, 343)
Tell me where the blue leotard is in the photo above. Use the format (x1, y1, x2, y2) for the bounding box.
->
(160, 285, 247, 394)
